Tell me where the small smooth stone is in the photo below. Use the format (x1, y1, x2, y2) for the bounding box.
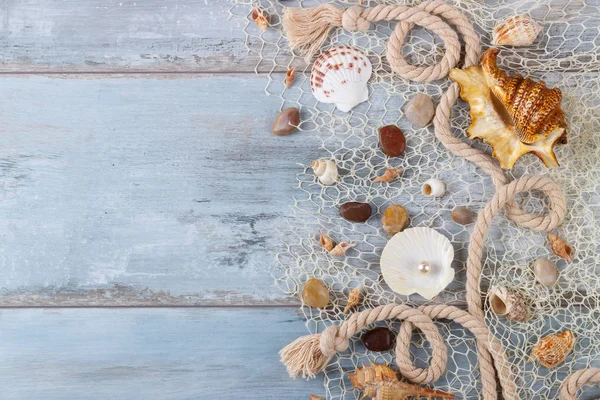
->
(272, 107, 300, 136)
(452, 206, 475, 225)
(362, 327, 395, 352)
(302, 278, 330, 308)
(532, 258, 559, 287)
(381, 204, 409, 235)
(339, 202, 372, 223)
(404, 93, 435, 127)
(379, 125, 406, 157)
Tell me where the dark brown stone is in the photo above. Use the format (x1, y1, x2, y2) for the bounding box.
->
(362, 327, 395, 352)
(272, 107, 300, 136)
(379, 125, 406, 157)
(339, 202, 372, 223)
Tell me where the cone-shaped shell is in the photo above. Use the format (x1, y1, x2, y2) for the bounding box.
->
(450, 49, 567, 168)
(310, 46, 372, 112)
(380, 227, 454, 300)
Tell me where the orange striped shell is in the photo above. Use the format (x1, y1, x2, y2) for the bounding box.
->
(531, 330, 575, 368)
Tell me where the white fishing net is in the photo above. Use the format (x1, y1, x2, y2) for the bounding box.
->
(230, 1, 600, 398)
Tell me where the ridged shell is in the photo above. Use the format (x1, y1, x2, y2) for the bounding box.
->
(450, 49, 567, 168)
(492, 16, 542, 47)
(489, 286, 530, 322)
(310, 46, 372, 112)
(380, 227, 454, 300)
(531, 330, 575, 368)
(311, 159, 338, 185)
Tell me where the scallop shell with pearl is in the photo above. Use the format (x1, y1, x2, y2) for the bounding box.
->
(380, 227, 454, 300)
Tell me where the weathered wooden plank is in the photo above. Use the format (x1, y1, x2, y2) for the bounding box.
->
(0, 307, 325, 400)
(0, 0, 271, 73)
(0, 74, 315, 306)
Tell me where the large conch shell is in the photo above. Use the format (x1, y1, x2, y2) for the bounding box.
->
(310, 46, 372, 112)
(380, 227, 454, 300)
(450, 48, 567, 168)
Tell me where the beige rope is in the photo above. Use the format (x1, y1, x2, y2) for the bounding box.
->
(559, 369, 600, 400)
(280, 2, 570, 399)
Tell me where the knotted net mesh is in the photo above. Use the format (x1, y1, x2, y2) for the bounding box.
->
(230, 1, 600, 398)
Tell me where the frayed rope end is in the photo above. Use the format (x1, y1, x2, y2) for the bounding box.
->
(279, 333, 332, 379)
(282, 4, 344, 62)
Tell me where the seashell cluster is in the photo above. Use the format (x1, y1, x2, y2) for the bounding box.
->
(492, 16, 542, 47)
(251, 5, 269, 32)
(311, 159, 339, 185)
(330, 241, 356, 256)
(380, 227, 455, 300)
(344, 287, 362, 314)
(310, 46, 372, 112)
(372, 168, 403, 183)
(531, 330, 575, 368)
(450, 49, 568, 168)
(349, 363, 455, 399)
(548, 232, 574, 262)
(422, 178, 446, 198)
(285, 67, 296, 88)
(489, 286, 530, 322)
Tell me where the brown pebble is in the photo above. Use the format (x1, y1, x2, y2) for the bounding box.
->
(379, 125, 406, 157)
(451, 206, 475, 225)
(362, 327, 395, 352)
(272, 107, 300, 136)
(302, 278, 329, 308)
(339, 202, 372, 223)
(381, 204, 409, 235)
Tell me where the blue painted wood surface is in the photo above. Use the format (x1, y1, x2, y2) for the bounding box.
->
(0, 308, 323, 400)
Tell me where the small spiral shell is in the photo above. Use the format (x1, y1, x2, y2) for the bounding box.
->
(343, 286, 362, 314)
(311, 159, 339, 185)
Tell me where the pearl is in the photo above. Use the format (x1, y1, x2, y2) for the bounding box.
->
(417, 261, 431, 274)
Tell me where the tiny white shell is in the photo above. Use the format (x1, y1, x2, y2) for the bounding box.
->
(422, 178, 445, 197)
(380, 227, 454, 299)
(311, 159, 339, 185)
(310, 46, 372, 112)
(492, 16, 542, 47)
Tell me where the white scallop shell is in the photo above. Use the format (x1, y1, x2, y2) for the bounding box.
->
(380, 227, 454, 299)
(492, 16, 542, 47)
(311, 159, 338, 185)
(310, 46, 372, 112)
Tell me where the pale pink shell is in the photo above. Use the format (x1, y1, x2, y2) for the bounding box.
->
(492, 16, 542, 47)
(310, 46, 372, 112)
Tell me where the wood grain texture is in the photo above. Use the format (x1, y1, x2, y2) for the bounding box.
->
(0, 74, 315, 306)
(0, 307, 324, 400)
(0, 0, 274, 73)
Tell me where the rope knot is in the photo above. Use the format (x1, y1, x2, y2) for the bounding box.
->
(341, 6, 370, 32)
(320, 325, 349, 357)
